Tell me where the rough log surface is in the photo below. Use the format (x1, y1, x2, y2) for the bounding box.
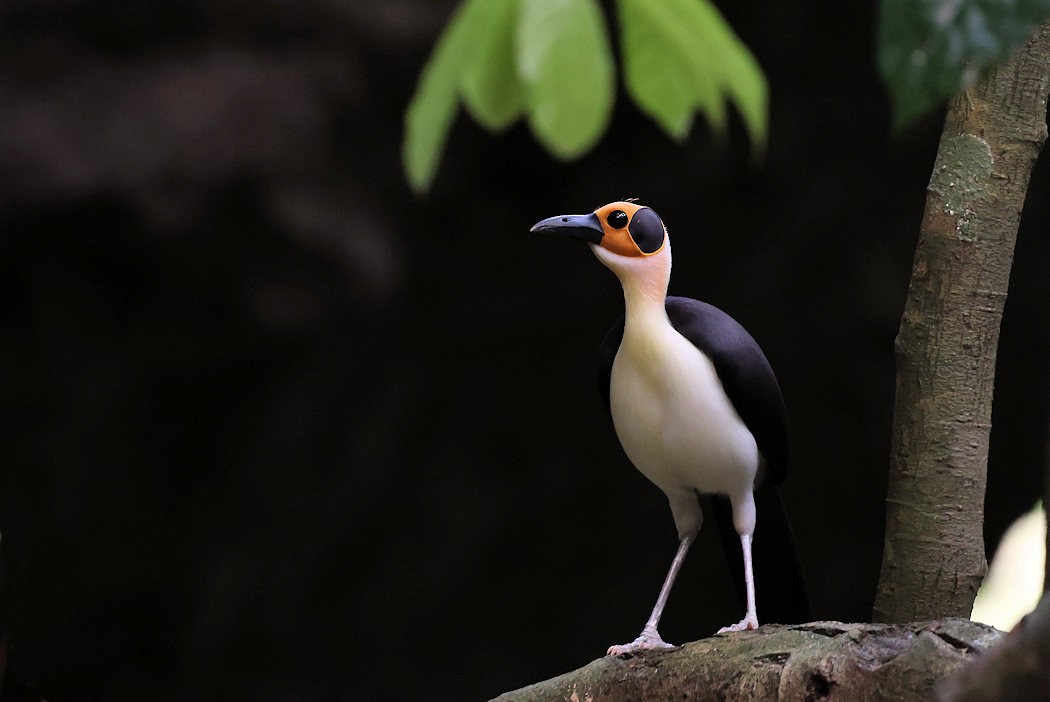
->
(494, 619, 1001, 701)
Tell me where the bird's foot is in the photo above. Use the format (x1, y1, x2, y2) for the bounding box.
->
(606, 626, 674, 656)
(717, 614, 759, 633)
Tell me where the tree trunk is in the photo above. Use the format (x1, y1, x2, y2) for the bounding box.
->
(493, 620, 1001, 701)
(874, 22, 1050, 623)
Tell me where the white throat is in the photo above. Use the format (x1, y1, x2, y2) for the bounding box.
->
(590, 239, 672, 324)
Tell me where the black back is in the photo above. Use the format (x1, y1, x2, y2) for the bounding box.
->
(597, 296, 789, 484)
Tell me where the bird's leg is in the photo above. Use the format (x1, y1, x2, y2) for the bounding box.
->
(718, 533, 759, 633)
(607, 532, 695, 656)
(718, 491, 759, 633)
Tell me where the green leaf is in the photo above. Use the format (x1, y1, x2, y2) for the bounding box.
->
(403, 0, 492, 193)
(682, 0, 768, 152)
(879, 0, 1050, 129)
(516, 0, 616, 160)
(460, 0, 524, 131)
(617, 0, 767, 153)
(618, 0, 701, 139)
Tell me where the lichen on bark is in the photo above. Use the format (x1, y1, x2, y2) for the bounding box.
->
(927, 134, 993, 242)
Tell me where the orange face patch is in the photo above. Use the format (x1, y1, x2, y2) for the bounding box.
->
(592, 201, 666, 257)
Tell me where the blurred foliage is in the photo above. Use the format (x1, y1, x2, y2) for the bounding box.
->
(406, 0, 1050, 192)
(971, 502, 1046, 630)
(515, 0, 616, 160)
(618, 0, 765, 147)
(403, 0, 767, 193)
(878, 0, 1050, 129)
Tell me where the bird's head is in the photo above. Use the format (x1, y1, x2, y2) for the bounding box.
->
(531, 201, 671, 298)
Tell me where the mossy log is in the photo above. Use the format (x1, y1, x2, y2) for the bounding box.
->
(493, 619, 1001, 701)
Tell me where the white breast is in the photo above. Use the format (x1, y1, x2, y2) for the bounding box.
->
(609, 320, 759, 501)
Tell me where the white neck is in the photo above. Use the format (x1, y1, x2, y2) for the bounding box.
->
(591, 240, 672, 327)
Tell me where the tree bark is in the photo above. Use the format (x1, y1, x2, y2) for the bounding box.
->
(874, 22, 1050, 623)
(493, 620, 1001, 701)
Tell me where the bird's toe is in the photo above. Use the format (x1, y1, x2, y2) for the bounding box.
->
(717, 615, 759, 634)
(606, 630, 675, 656)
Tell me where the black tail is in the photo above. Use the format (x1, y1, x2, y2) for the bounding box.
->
(712, 484, 811, 624)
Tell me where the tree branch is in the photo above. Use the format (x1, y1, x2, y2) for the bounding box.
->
(493, 620, 1001, 701)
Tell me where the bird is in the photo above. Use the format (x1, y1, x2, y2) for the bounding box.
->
(531, 200, 809, 656)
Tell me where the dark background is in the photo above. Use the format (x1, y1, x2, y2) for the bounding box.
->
(0, 1, 1047, 700)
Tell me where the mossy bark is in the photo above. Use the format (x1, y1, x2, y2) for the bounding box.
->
(493, 620, 1001, 701)
(873, 23, 1050, 623)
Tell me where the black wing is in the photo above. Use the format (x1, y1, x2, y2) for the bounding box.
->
(597, 295, 789, 483)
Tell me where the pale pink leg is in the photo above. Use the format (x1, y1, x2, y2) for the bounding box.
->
(717, 534, 759, 633)
(607, 533, 695, 655)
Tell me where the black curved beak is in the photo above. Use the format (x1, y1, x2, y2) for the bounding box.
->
(530, 212, 605, 244)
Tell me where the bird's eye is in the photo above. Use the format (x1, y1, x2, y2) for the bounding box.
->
(607, 210, 629, 229)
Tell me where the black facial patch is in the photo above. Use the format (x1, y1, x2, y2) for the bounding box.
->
(628, 207, 664, 253)
(607, 210, 629, 229)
